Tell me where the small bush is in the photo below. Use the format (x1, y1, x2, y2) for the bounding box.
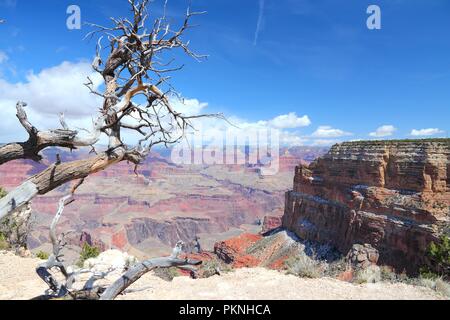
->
(324, 258, 348, 278)
(0, 187, 7, 199)
(36, 251, 50, 260)
(0, 233, 9, 250)
(428, 235, 450, 276)
(153, 267, 180, 281)
(379, 266, 398, 283)
(201, 258, 232, 278)
(419, 267, 439, 280)
(419, 276, 450, 298)
(285, 254, 325, 279)
(0, 186, 32, 250)
(435, 278, 450, 297)
(76, 243, 100, 268)
(354, 265, 381, 284)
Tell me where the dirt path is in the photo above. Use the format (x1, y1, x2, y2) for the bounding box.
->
(0, 251, 445, 300)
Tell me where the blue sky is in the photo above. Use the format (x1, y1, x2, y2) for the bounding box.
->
(0, 0, 449, 145)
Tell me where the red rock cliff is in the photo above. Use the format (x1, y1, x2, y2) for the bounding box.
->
(283, 139, 450, 274)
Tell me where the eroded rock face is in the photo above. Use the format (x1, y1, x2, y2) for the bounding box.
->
(283, 140, 450, 274)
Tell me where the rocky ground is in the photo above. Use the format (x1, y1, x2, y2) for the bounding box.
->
(0, 251, 445, 300)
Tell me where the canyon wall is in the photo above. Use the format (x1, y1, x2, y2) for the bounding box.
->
(283, 139, 450, 274)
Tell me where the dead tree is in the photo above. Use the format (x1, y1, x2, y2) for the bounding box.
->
(36, 182, 200, 300)
(0, 0, 218, 299)
(0, 0, 221, 220)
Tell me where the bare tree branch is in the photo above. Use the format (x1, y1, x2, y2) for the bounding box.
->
(0, 102, 104, 165)
(100, 239, 201, 300)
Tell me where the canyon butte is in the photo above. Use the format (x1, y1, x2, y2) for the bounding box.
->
(283, 139, 450, 274)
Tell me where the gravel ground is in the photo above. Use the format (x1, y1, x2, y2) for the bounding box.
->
(0, 251, 445, 300)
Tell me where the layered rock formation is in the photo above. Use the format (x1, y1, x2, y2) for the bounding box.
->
(0, 146, 326, 259)
(283, 139, 450, 274)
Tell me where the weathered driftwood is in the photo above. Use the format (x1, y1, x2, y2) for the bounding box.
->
(0, 102, 102, 165)
(100, 256, 201, 300)
(36, 186, 81, 298)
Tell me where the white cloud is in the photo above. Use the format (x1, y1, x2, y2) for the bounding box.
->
(311, 125, 352, 138)
(0, 61, 102, 142)
(173, 98, 208, 117)
(265, 112, 311, 129)
(0, 60, 314, 148)
(369, 125, 396, 137)
(410, 128, 444, 137)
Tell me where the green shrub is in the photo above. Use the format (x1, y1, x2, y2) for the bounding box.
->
(419, 276, 450, 298)
(0, 187, 7, 199)
(201, 258, 232, 278)
(379, 266, 397, 283)
(0, 187, 32, 250)
(421, 235, 450, 279)
(354, 265, 381, 284)
(284, 254, 325, 279)
(0, 233, 9, 250)
(76, 243, 100, 268)
(435, 278, 450, 297)
(153, 267, 180, 281)
(324, 258, 348, 278)
(36, 251, 50, 260)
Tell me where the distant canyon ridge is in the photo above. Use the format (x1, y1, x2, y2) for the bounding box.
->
(0, 145, 327, 261)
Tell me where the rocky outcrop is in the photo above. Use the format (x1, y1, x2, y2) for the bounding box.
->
(126, 217, 217, 247)
(214, 230, 339, 270)
(214, 233, 263, 268)
(261, 215, 282, 234)
(345, 244, 379, 269)
(283, 139, 450, 274)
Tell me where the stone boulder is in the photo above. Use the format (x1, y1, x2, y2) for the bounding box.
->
(83, 249, 138, 273)
(346, 244, 379, 269)
(66, 250, 139, 292)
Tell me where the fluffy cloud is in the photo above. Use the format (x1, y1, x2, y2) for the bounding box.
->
(0, 61, 102, 142)
(0, 61, 103, 117)
(311, 125, 352, 138)
(410, 128, 444, 137)
(266, 112, 311, 129)
(174, 98, 208, 117)
(369, 125, 396, 137)
(0, 60, 315, 148)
